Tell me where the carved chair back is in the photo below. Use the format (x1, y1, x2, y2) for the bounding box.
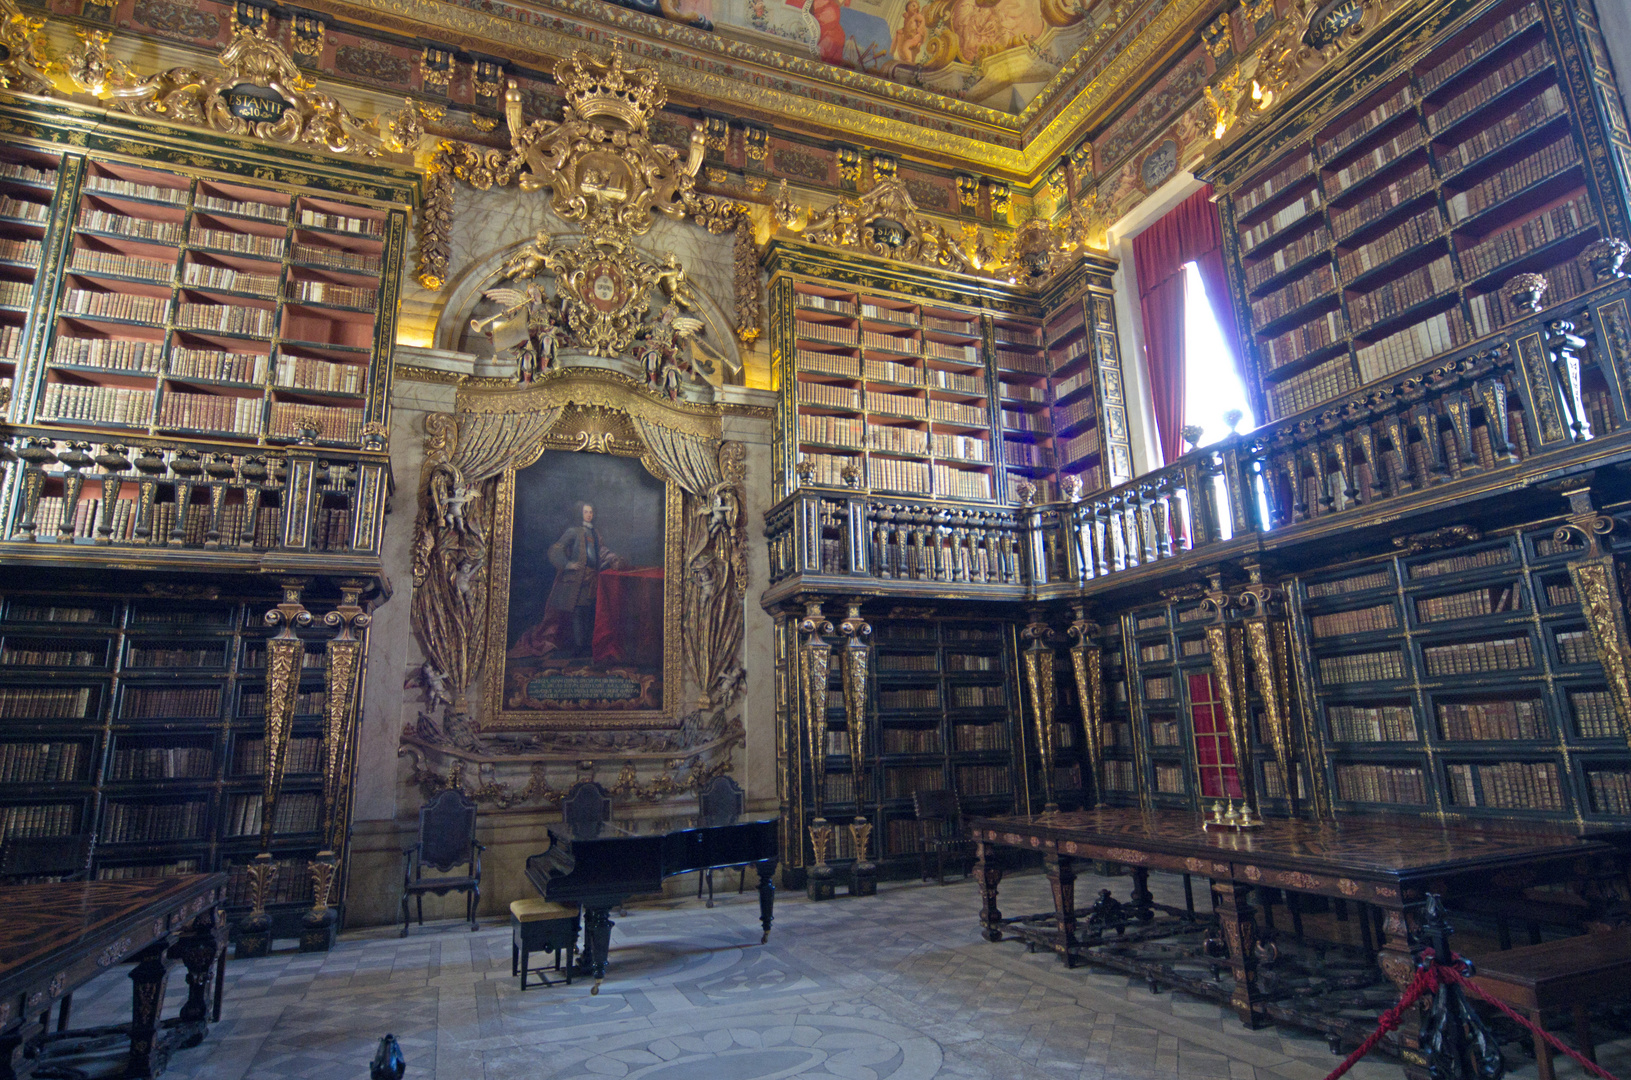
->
(416, 789, 479, 874)
(912, 789, 959, 828)
(697, 775, 745, 828)
(0, 834, 92, 883)
(562, 781, 613, 840)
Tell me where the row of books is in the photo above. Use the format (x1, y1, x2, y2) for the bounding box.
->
(953, 723, 1010, 751)
(174, 300, 275, 337)
(0, 280, 31, 308)
(926, 340, 980, 364)
(868, 424, 928, 455)
(1426, 40, 1554, 137)
(1247, 227, 1331, 292)
(1570, 689, 1621, 739)
(1240, 190, 1323, 256)
(1437, 86, 1567, 177)
(184, 261, 279, 298)
(862, 329, 916, 354)
(0, 802, 76, 838)
(1554, 629, 1596, 666)
(0, 195, 47, 226)
(797, 382, 861, 410)
(110, 744, 213, 780)
(72, 246, 172, 282)
(926, 314, 979, 335)
(1154, 764, 1186, 794)
(0, 685, 96, 720)
(1446, 760, 1563, 810)
(1004, 443, 1052, 467)
(874, 653, 935, 672)
(50, 337, 162, 373)
(947, 653, 999, 671)
(1319, 648, 1407, 684)
(312, 508, 355, 551)
(79, 210, 180, 243)
(1058, 429, 1101, 465)
(1325, 125, 1425, 199)
(1309, 569, 1389, 598)
(1049, 338, 1090, 372)
(1310, 602, 1398, 638)
(822, 729, 851, 756)
(291, 242, 380, 276)
(103, 799, 207, 842)
(1262, 309, 1345, 372)
(1459, 196, 1595, 281)
(797, 349, 856, 378)
(98, 859, 199, 881)
(239, 689, 327, 718)
(1355, 306, 1471, 384)
(0, 162, 56, 187)
(30, 498, 285, 549)
(878, 687, 939, 709)
(864, 357, 918, 384)
(883, 765, 943, 798)
(993, 349, 1046, 374)
(1328, 703, 1419, 742)
(40, 383, 155, 426)
(1140, 641, 1170, 663)
(798, 320, 859, 345)
(1261, 761, 1309, 800)
(1238, 152, 1317, 218)
(1339, 208, 1443, 286)
(0, 640, 103, 666)
(1150, 718, 1182, 746)
(1446, 136, 1577, 226)
(170, 347, 266, 384)
(932, 433, 990, 462)
(1266, 354, 1359, 419)
(796, 414, 863, 450)
(267, 401, 364, 443)
(0, 740, 86, 783)
(1468, 256, 1589, 335)
(299, 209, 382, 236)
(932, 464, 991, 500)
(1054, 396, 1097, 432)
(0, 238, 42, 264)
(869, 456, 931, 493)
(1421, 635, 1534, 675)
(1420, 2, 1543, 94)
(1335, 762, 1429, 805)
(126, 642, 226, 668)
(1321, 84, 1414, 162)
(1002, 408, 1049, 432)
(225, 791, 321, 836)
(157, 391, 264, 435)
(292, 281, 376, 309)
(1587, 771, 1631, 815)
(1437, 697, 1547, 740)
(796, 452, 856, 487)
(870, 392, 929, 419)
(950, 685, 1003, 708)
(86, 175, 187, 204)
(1253, 264, 1337, 330)
(1349, 255, 1456, 333)
(1416, 584, 1519, 623)
(189, 225, 284, 259)
(275, 354, 365, 395)
(860, 302, 917, 325)
(1144, 674, 1175, 699)
(881, 727, 942, 754)
(797, 294, 855, 315)
(61, 288, 168, 324)
(955, 764, 1011, 795)
(1104, 759, 1138, 792)
(121, 685, 222, 720)
(197, 192, 289, 222)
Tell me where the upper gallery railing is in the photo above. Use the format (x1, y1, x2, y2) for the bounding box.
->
(766, 249, 1631, 597)
(0, 426, 391, 560)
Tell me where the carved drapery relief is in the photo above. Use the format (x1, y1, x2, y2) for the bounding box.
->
(403, 369, 749, 808)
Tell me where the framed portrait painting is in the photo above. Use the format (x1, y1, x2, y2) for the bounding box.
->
(484, 446, 682, 728)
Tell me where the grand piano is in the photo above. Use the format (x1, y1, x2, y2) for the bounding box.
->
(524, 817, 778, 992)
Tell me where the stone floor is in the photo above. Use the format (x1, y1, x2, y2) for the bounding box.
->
(60, 867, 1631, 1080)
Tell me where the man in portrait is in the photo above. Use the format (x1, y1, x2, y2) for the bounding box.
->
(511, 501, 626, 658)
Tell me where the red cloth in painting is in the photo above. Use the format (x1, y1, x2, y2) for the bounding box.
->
(1132, 184, 1244, 465)
(591, 567, 664, 667)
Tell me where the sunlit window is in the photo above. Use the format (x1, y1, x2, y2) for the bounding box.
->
(1182, 261, 1254, 446)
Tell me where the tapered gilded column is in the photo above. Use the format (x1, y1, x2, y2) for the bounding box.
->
(798, 600, 838, 899)
(1067, 605, 1106, 807)
(1202, 581, 1256, 812)
(837, 601, 875, 894)
(1556, 482, 1631, 753)
(1239, 577, 1297, 816)
(1022, 613, 1059, 812)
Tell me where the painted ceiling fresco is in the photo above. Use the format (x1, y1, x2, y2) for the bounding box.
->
(676, 0, 1115, 112)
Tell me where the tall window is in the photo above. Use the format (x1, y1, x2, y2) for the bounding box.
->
(1181, 261, 1254, 448)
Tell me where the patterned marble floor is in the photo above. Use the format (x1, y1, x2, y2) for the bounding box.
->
(60, 868, 1631, 1080)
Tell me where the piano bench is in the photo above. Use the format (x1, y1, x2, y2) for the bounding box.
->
(510, 899, 581, 990)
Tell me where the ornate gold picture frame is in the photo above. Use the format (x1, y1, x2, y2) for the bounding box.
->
(480, 433, 684, 730)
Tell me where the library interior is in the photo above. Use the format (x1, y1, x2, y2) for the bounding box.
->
(1, 0, 1630, 1075)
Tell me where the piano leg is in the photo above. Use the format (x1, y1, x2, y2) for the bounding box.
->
(756, 859, 777, 944)
(583, 907, 615, 995)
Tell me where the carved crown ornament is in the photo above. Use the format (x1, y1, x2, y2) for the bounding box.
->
(417, 46, 745, 295)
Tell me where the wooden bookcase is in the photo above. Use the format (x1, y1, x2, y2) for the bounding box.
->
(1207, 0, 1631, 422)
(765, 242, 1131, 504)
(0, 582, 340, 935)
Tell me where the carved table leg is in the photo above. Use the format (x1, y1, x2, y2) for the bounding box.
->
(975, 841, 1004, 942)
(1376, 903, 1428, 1079)
(127, 939, 173, 1079)
(1210, 880, 1263, 1028)
(1047, 853, 1080, 967)
(0, 1013, 43, 1080)
(582, 906, 615, 996)
(169, 910, 225, 1048)
(1129, 867, 1156, 923)
(756, 859, 776, 944)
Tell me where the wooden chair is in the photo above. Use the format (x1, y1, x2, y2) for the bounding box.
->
(912, 790, 972, 885)
(400, 790, 483, 937)
(561, 781, 612, 840)
(0, 834, 93, 1031)
(696, 775, 747, 907)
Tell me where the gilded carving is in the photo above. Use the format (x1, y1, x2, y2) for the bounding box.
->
(1067, 606, 1105, 806)
(1558, 507, 1631, 753)
(837, 601, 871, 801)
(0, 0, 54, 95)
(260, 580, 312, 851)
(795, 177, 977, 275)
(1022, 617, 1059, 811)
(1240, 582, 1295, 811)
(799, 601, 834, 817)
(107, 14, 409, 161)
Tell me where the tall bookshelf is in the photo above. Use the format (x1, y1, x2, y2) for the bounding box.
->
(1209, 0, 1631, 422)
(766, 242, 1131, 504)
(1288, 521, 1631, 821)
(0, 583, 338, 934)
(0, 145, 65, 419)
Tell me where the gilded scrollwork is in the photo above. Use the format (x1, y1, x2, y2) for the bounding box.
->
(797, 177, 976, 275)
(107, 14, 409, 161)
(261, 579, 313, 852)
(0, 0, 54, 96)
(1021, 617, 1058, 811)
(837, 601, 871, 801)
(799, 601, 834, 818)
(1066, 606, 1105, 807)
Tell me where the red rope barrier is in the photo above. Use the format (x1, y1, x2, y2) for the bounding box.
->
(1320, 950, 1625, 1080)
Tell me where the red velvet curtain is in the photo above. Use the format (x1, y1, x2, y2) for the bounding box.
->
(1132, 185, 1245, 465)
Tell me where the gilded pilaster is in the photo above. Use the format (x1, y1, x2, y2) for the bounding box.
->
(1021, 613, 1059, 812)
(1556, 483, 1631, 753)
(798, 600, 837, 896)
(1239, 578, 1297, 815)
(1202, 581, 1255, 812)
(1067, 605, 1105, 807)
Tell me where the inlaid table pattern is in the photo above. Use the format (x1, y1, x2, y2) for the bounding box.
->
(0, 874, 228, 1080)
(968, 809, 1624, 1075)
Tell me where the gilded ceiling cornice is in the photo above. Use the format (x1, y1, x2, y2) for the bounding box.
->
(306, 0, 1214, 178)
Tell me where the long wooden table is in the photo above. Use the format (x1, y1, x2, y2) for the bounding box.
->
(968, 810, 1622, 1047)
(0, 874, 228, 1080)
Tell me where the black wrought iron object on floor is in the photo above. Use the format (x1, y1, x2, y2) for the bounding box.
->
(371, 1033, 406, 1080)
(524, 817, 778, 993)
(1415, 896, 1505, 1080)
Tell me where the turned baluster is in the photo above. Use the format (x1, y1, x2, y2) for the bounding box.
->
(204, 454, 236, 546)
(56, 442, 94, 538)
(13, 438, 58, 539)
(169, 449, 204, 544)
(93, 444, 131, 543)
(1152, 481, 1174, 559)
